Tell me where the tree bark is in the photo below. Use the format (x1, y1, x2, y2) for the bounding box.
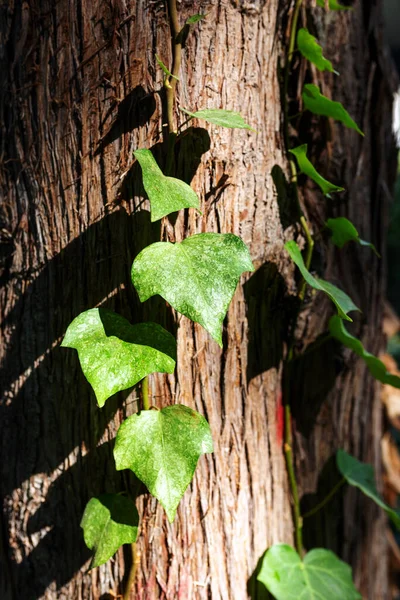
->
(0, 1, 396, 599)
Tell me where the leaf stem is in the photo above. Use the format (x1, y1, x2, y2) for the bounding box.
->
(302, 478, 346, 519)
(142, 376, 150, 411)
(166, 0, 182, 136)
(298, 215, 315, 300)
(284, 405, 303, 554)
(123, 543, 138, 600)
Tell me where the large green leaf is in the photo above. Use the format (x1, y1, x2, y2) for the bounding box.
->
(329, 315, 400, 387)
(337, 449, 400, 528)
(297, 28, 335, 73)
(257, 544, 361, 600)
(316, 0, 352, 9)
(131, 233, 254, 346)
(81, 494, 139, 568)
(302, 84, 363, 136)
(61, 308, 176, 407)
(134, 149, 200, 222)
(114, 404, 213, 522)
(180, 107, 254, 130)
(285, 240, 358, 321)
(290, 144, 344, 196)
(325, 217, 379, 256)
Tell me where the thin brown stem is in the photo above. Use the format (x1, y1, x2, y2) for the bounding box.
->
(284, 405, 303, 554)
(123, 543, 138, 600)
(166, 0, 182, 136)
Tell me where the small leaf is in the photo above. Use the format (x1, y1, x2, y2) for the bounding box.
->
(155, 54, 178, 81)
(325, 217, 380, 256)
(180, 107, 254, 130)
(132, 233, 254, 346)
(337, 449, 400, 528)
(257, 544, 361, 600)
(114, 405, 213, 522)
(81, 494, 139, 568)
(61, 308, 176, 407)
(185, 14, 206, 24)
(316, 0, 352, 9)
(134, 149, 200, 222)
(329, 315, 400, 387)
(297, 28, 335, 73)
(302, 84, 364, 136)
(290, 144, 344, 195)
(285, 240, 358, 321)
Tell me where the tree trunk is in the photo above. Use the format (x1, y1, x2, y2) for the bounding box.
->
(0, 1, 396, 599)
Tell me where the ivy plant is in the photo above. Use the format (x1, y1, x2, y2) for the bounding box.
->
(61, 4, 254, 587)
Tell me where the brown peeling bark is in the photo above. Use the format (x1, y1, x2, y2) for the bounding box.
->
(0, 0, 396, 599)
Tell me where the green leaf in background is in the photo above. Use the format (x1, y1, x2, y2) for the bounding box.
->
(134, 149, 200, 222)
(81, 494, 139, 568)
(180, 107, 254, 130)
(302, 84, 364, 136)
(61, 308, 176, 407)
(132, 233, 254, 346)
(325, 217, 380, 256)
(329, 315, 400, 387)
(290, 144, 344, 195)
(297, 28, 336, 73)
(257, 544, 361, 600)
(285, 240, 358, 321)
(155, 54, 178, 81)
(114, 405, 213, 522)
(337, 449, 400, 528)
(185, 14, 207, 24)
(316, 0, 352, 9)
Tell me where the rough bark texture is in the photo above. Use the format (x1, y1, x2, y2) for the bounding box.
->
(0, 1, 396, 599)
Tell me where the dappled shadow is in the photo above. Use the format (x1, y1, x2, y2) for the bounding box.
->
(301, 454, 344, 553)
(272, 164, 301, 230)
(247, 553, 272, 599)
(244, 262, 293, 382)
(284, 335, 339, 437)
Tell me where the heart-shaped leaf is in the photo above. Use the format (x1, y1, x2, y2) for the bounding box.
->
(316, 0, 352, 9)
(325, 217, 379, 256)
(297, 28, 336, 73)
(180, 107, 254, 130)
(337, 449, 400, 528)
(285, 240, 358, 321)
(81, 494, 139, 568)
(302, 84, 363, 136)
(134, 148, 200, 222)
(257, 544, 361, 600)
(329, 315, 400, 387)
(114, 404, 213, 522)
(290, 144, 344, 195)
(61, 308, 176, 407)
(131, 233, 254, 346)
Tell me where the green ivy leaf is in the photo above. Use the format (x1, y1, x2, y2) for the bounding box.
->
(325, 217, 380, 256)
(114, 405, 213, 522)
(155, 54, 178, 81)
(337, 449, 400, 528)
(329, 315, 400, 387)
(257, 544, 361, 600)
(61, 308, 176, 407)
(131, 233, 254, 346)
(180, 107, 255, 130)
(185, 14, 207, 24)
(290, 144, 344, 195)
(285, 240, 358, 321)
(297, 28, 336, 73)
(81, 494, 139, 568)
(316, 0, 352, 9)
(302, 84, 364, 136)
(134, 149, 201, 222)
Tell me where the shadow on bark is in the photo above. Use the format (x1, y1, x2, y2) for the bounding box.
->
(271, 164, 301, 230)
(244, 262, 293, 382)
